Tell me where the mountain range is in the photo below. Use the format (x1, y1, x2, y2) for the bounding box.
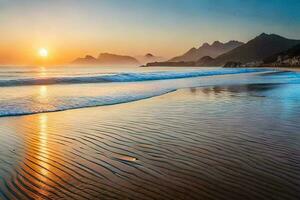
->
(72, 33, 300, 67)
(169, 40, 244, 62)
(145, 33, 300, 67)
(72, 53, 140, 66)
(205, 33, 300, 66)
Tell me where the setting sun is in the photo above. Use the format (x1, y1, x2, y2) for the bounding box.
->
(38, 48, 48, 58)
(0, 1, 300, 200)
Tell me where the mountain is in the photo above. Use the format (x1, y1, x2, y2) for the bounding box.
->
(142, 56, 215, 67)
(135, 53, 165, 64)
(97, 53, 139, 65)
(72, 53, 140, 65)
(169, 40, 244, 62)
(264, 43, 300, 63)
(261, 43, 300, 67)
(196, 56, 215, 66)
(72, 55, 98, 65)
(206, 33, 300, 66)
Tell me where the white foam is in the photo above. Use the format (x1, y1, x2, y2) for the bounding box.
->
(0, 68, 269, 87)
(0, 68, 275, 117)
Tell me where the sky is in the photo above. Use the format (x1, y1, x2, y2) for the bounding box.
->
(0, 0, 300, 65)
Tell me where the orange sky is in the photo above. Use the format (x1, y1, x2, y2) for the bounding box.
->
(1, 0, 299, 66)
(0, 26, 190, 65)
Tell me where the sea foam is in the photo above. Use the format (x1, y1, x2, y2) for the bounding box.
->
(0, 68, 274, 117)
(0, 68, 269, 87)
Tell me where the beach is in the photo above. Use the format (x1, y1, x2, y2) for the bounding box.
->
(1, 1, 300, 199)
(0, 67, 299, 199)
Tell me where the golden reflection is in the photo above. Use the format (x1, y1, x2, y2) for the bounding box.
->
(37, 114, 50, 181)
(8, 107, 79, 198)
(39, 67, 47, 77)
(14, 113, 53, 198)
(39, 86, 48, 99)
(35, 86, 49, 105)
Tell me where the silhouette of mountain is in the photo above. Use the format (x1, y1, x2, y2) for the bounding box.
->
(264, 43, 300, 63)
(72, 55, 98, 64)
(169, 40, 244, 62)
(135, 53, 165, 64)
(72, 53, 140, 65)
(206, 33, 300, 66)
(196, 56, 215, 66)
(143, 56, 214, 67)
(145, 53, 154, 58)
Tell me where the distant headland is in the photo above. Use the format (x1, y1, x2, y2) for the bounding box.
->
(72, 53, 140, 66)
(71, 33, 300, 68)
(143, 33, 300, 68)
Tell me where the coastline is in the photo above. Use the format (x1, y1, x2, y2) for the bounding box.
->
(267, 66, 300, 72)
(142, 64, 300, 72)
(0, 80, 299, 199)
(227, 66, 300, 72)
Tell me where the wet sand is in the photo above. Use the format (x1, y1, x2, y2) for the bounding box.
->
(0, 82, 299, 200)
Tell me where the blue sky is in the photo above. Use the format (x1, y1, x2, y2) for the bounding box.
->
(0, 0, 300, 63)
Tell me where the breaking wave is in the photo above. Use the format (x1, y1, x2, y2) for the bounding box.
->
(0, 68, 275, 117)
(0, 68, 269, 87)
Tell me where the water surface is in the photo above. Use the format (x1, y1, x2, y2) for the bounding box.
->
(0, 66, 299, 199)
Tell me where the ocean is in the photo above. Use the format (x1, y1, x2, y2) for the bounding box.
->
(0, 66, 299, 199)
(0, 66, 268, 117)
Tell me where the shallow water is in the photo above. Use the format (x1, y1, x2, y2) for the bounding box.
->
(0, 66, 299, 199)
(0, 66, 270, 117)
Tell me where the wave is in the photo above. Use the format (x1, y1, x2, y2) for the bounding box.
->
(0, 89, 176, 117)
(0, 68, 269, 87)
(0, 77, 299, 199)
(0, 68, 275, 117)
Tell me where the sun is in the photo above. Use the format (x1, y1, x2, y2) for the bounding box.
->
(38, 48, 48, 58)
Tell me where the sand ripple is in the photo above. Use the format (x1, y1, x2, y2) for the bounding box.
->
(0, 84, 299, 199)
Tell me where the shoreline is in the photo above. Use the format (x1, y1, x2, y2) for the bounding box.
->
(0, 69, 274, 119)
(142, 65, 300, 72)
(0, 68, 295, 119)
(0, 78, 299, 199)
(264, 66, 300, 72)
(223, 66, 300, 72)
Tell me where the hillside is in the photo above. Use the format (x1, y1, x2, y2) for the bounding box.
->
(169, 40, 244, 62)
(72, 53, 140, 65)
(208, 33, 300, 66)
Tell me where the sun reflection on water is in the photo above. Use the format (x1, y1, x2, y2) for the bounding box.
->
(39, 67, 46, 75)
(39, 86, 48, 99)
(35, 85, 50, 106)
(36, 114, 50, 196)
